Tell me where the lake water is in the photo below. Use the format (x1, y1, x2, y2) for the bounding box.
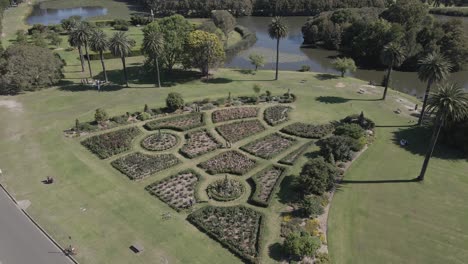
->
(227, 16, 468, 97)
(27, 6, 107, 25)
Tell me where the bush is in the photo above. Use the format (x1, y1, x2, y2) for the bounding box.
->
(166, 92, 184, 112)
(318, 135, 358, 162)
(341, 112, 375, 130)
(130, 14, 152, 26)
(299, 65, 311, 72)
(138, 112, 152, 121)
(301, 196, 324, 218)
(113, 19, 130, 31)
(94, 108, 108, 123)
(110, 115, 128, 125)
(334, 123, 365, 139)
(315, 252, 331, 264)
(296, 157, 338, 196)
(283, 232, 321, 259)
(28, 24, 48, 35)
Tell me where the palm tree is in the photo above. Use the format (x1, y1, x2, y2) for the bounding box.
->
(89, 29, 109, 82)
(70, 22, 93, 78)
(142, 28, 164, 88)
(417, 83, 468, 181)
(380, 42, 405, 100)
(68, 31, 85, 73)
(109, 32, 136, 88)
(417, 51, 452, 125)
(268, 16, 288, 80)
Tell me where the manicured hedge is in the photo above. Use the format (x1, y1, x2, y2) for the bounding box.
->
(279, 142, 313, 165)
(187, 206, 264, 264)
(249, 165, 286, 207)
(111, 152, 180, 180)
(81, 127, 141, 159)
(281, 122, 334, 139)
(144, 112, 205, 131)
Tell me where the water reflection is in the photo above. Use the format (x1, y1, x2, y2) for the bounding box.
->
(27, 6, 107, 25)
(226, 16, 468, 97)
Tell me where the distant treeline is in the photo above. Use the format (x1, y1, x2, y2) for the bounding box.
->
(141, 0, 388, 17)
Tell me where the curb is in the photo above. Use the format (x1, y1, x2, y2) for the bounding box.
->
(0, 182, 80, 264)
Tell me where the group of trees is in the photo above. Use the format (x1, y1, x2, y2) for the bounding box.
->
(302, 1, 468, 72)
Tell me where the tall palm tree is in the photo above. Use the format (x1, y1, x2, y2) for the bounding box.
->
(142, 28, 164, 88)
(380, 42, 405, 100)
(68, 31, 85, 73)
(417, 83, 468, 181)
(417, 51, 452, 125)
(268, 16, 288, 81)
(89, 29, 109, 82)
(109, 32, 136, 88)
(70, 22, 93, 78)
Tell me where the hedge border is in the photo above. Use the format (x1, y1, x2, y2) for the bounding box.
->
(248, 165, 287, 207)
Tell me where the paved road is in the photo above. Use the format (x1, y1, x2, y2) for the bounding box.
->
(0, 187, 73, 264)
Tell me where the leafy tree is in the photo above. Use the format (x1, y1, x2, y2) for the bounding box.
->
(438, 19, 468, 72)
(212, 10, 236, 43)
(68, 27, 85, 72)
(166, 92, 184, 111)
(183, 30, 225, 76)
(0, 44, 64, 95)
(380, 0, 428, 30)
(109, 31, 136, 87)
(249, 53, 264, 71)
(142, 23, 164, 88)
(318, 135, 360, 162)
(89, 29, 109, 82)
(47, 32, 62, 47)
(331, 57, 356, 77)
(70, 22, 93, 78)
(94, 108, 108, 123)
(296, 157, 338, 196)
(417, 51, 452, 125)
(380, 42, 406, 100)
(418, 83, 468, 181)
(334, 123, 365, 139)
(283, 232, 321, 259)
(158, 15, 193, 72)
(301, 196, 324, 218)
(198, 20, 225, 41)
(61, 16, 81, 32)
(31, 32, 47, 48)
(15, 30, 28, 44)
(268, 16, 288, 80)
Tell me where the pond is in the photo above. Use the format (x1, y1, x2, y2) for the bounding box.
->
(226, 16, 468, 97)
(26, 5, 107, 25)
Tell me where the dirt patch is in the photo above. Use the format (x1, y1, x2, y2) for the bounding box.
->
(0, 100, 23, 113)
(335, 82, 346, 88)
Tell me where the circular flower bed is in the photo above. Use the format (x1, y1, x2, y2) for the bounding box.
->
(207, 177, 245, 202)
(141, 132, 178, 151)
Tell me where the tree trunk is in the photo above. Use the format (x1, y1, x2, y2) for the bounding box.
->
(121, 56, 129, 88)
(99, 51, 108, 82)
(156, 57, 161, 88)
(341, 70, 345, 78)
(418, 79, 433, 126)
(418, 114, 443, 181)
(382, 66, 392, 100)
(84, 41, 93, 78)
(255, 65, 258, 71)
(78, 46, 85, 72)
(275, 37, 280, 80)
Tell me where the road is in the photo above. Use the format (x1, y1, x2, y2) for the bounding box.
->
(0, 187, 73, 264)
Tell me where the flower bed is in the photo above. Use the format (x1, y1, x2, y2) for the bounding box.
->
(263, 105, 291, 126)
(111, 152, 180, 180)
(144, 112, 205, 131)
(198, 150, 256, 175)
(141, 132, 179, 151)
(81, 127, 141, 159)
(249, 165, 286, 207)
(279, 142, 314, 165)
(216, 120, 265, 143)
(207, 177, 245, 201)
(179, 129, 222, 158)
(187, 206, 263, 263)
(212, 107, 259, 123)
(281, 122, 334, 139)
(146, 170, 200, 211)
(241, 133, 296, 159)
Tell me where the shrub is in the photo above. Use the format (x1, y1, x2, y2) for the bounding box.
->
(296, 157, 338, 196)
(187, 206, 263, 263)
(28, 24, 48, 35)
(283, 232, 321, 259)
(249, 166, 286, 207)
(166, 92, 184, 111)
(144, 112, 204, 131)
(318, 135, 359, 162)
(334, 123, 365, 139)
(341, 112, 375, 130)
(299, 65, 311, 72)
(281, 122, 334, 139)
(111, 152, 180, 180)
(94, 108, 108, 123)
(315, 252, 331, 264)
(138, 112, 152, 121)
(81, 127, 141, 159)
(301, 196, 324, 218)
(264, 105, 291, 126)
(113, 19, 130, 31)
(130, 14, 152, 26)
(110, 115, 128, 125)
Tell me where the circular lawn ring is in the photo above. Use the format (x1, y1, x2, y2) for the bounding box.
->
(206, 178, 245, 202)
(141, 132, 179, 151)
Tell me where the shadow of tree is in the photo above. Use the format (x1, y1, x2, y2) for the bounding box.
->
(315, 73, 339, 80)
(58, 83, 124, 92)
(304, 151, 321, 159)
(277, 175, 301, 204)
(316, 96, 350, 104)
(268, 243, 285, 262)
(202, 77, 233, 84)
(392, 126, 465, 160)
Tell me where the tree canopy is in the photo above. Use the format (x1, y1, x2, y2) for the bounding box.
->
(183, 30, 225, 76)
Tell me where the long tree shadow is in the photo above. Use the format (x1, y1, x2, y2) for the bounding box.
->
(315, 73, 339, 80)
(392, 125, 465, 160)
(340, 179, 419, 184)
(58, 83, 124, 92)
(316, 96, 381, 104)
